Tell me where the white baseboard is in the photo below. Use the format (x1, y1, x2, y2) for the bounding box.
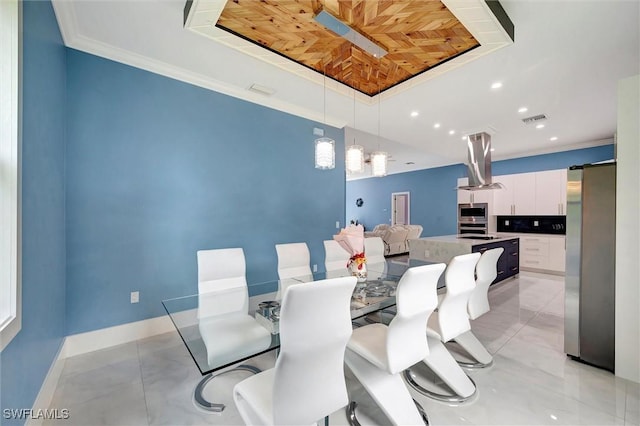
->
(60, 315, 175, 359)
(29, 305, 287, 412)
(27, 342, 67, 426)
(28, 316, 176, 421)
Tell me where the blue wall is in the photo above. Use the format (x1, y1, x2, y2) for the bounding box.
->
(0, 1, 67, 423)
(346, 144, 615, 236)
(64, 50, 345, 335)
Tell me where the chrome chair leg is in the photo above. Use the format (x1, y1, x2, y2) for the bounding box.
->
(447, 332, 494, 369)
(346, 400, 429, 426)
(403, 368, 477, 403)
(194, 364, 261, 412)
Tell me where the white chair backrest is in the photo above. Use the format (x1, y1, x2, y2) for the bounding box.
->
(385, 263, 446, 374)
(196, 248, 248, 316)
(273, 277, 357, 425)
(437, 252, 481, 342)
(364, 237, 385, 264)
(324, 239, 351, 272)
(468, 247, 503, 320)
(276, 242, 312, 280)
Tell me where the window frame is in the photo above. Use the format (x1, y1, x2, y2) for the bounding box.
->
(0, 0, 21, 351)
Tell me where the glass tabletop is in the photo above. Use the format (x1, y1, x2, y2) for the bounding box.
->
(162, 258, 440, 376)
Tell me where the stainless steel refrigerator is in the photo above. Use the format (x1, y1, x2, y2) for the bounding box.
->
(564, 162, 616, 372)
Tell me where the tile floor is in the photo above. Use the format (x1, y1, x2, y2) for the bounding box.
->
(46, 271, 639, 425)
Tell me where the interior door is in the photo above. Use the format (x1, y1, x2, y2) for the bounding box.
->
(392, 192, 410, 225)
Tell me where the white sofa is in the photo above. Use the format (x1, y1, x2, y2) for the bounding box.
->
(365, 224, 423, 256)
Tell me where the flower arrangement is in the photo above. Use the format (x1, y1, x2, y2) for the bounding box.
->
(348, 252, 367, 270)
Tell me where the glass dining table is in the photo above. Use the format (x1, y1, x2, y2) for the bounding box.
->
(161, 258, 440, 411)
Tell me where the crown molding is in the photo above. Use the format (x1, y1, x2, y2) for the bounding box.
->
(50, 0, 348, 129)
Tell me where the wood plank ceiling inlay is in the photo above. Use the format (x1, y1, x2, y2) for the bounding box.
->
(216, 0, 480, 96)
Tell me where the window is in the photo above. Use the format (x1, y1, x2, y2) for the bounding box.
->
(0, 0, 21, 350)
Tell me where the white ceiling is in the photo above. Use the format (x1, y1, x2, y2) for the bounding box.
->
(52, 0, 639, 180)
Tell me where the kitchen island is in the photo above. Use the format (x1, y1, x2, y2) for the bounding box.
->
(409, 235, 519, 284)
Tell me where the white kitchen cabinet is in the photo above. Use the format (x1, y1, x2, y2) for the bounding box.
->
(457, 177, 494, 204)
(535, 169, 568, 215)
(518, 234, 566, 273)
(493, 173, 536, 215)
(547, 235, 566, 272)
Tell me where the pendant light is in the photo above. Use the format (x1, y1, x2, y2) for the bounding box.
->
(345, 81, 364, 174)
(371, 77, 388, 177)
(315, 65, 335, 169)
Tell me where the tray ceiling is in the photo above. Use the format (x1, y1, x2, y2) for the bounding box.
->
(212, 0, 479, 96)
(185, 0, 514, 98)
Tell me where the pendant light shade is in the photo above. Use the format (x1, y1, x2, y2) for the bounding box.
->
(315, 137, 335, 169)
(314, 65, 335, 170)
(370, 151, 388, 177)
(346, 144, 365, 174)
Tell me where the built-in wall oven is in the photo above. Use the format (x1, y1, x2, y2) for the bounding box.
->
(458, 203, 488, 235)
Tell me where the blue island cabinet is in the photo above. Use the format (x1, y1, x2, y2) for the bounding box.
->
(472, 238, 519, 284)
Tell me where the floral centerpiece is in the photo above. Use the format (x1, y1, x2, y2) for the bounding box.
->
(333, 224, 367, 282)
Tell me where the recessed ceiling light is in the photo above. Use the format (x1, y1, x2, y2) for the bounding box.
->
(491, 82, 503, 89)
(518, 107, 528, 113)
(550, 136, 558, 141)
(410, 111, 419, 118)
(448, 130, 455, 135)
(434, 123, 441, 129)
(536, 124, 545, 129)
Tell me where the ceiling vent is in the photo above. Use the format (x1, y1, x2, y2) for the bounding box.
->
(248, 83, 276, 96)
(522, 114, 547, 124)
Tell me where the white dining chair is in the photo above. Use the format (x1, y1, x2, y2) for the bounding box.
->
(364, 236, 386, 275)
(449, 247, 505, 369)
(427, 252, 493, 368)
(468, 247, 504, 320)
(404, 255, 480, 403)
(233, 276, 357, 425)
(344, 263, 446, 425)
(275, 242, 313, 299)
(196, 248, 272, 412)
(323, 239, 351, 278)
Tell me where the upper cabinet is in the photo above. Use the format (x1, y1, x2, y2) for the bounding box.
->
(457, 177, 495, 204)
(534, 169, 567, 215)
(458, 169, 567, 216)
(493, 172, 537, 215)
(493, 170, 567, 216)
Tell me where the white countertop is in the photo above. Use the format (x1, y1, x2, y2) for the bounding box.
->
(416, 234, 519, 244)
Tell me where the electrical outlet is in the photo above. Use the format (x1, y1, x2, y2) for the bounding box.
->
(336, 221, 340, 229)
(313, 264, 318, 272)
(130, 291, 139, 304)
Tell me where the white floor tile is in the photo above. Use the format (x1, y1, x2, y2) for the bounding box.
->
(47, 271, 636, 426)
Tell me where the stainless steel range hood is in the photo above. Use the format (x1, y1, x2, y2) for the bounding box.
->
(458, 132, 504, 191)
